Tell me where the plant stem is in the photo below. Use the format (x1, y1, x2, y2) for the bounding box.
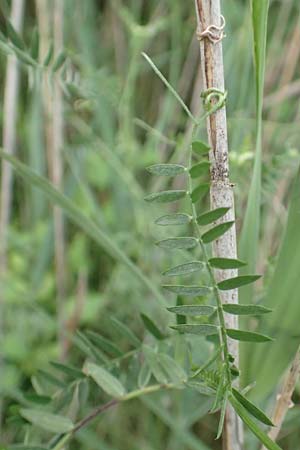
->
(36, 0, 67, 359)
(187, 151, 232, 388)
(193, 1, 243, 448)
(0, 0, 25, 429)
(52, 383, 176, 449)
(261, 346, 300, 449)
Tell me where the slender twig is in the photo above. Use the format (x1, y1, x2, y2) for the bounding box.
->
(0, 0, 25, 429)
(52, 383, 176, 450)
(194, 2, 243, 449)
(261, 346, 300, 450)
(72, 399, 118, 433)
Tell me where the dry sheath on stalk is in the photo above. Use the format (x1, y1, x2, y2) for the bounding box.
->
(194, 1, 243, 449)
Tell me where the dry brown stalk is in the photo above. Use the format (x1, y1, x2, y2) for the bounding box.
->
(194, 1, 243, 449)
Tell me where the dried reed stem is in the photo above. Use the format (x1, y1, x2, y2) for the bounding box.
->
(194, 1, 243, 449)
(36, 0, 67, 359)
(0, 0, 25, 428)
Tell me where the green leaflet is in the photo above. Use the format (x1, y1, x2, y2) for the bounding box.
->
(163, 285, 212, 297)
(52, 50, 67, 72)
(229, 394, 282, 450)
(216, 390, 228, 439)
(6, 20, 26, 50)
(186, 381, 215, 396)
(37, 369, 66, 388)
(197, 207, 230, 226)
(74, 331, 107, 364)
(191, 183, 210, 203)
(226, 329, 273, 343)
(30, 27, 39, 60)
(19, 409, 74, 434)
(167, 305, 215, 316)
(232, 388, 273, 426)
(138, 363, 151, 388)
(144, 190, 186, 203)
(143, 347, 168, 384)
(211, 371, 226, 413)
(156, 237, 198, 250)
(43, 42, 54, 66)
(146, 163, 186, 176)
(110, 317, 140, 347)
(155, 213, 191, 226)
(158, 353, 187, 383)
(140, 313, 165, 340)
(202, 221, 234, 244)
(209, 257, 247, 269)
(50, 361, 85, 379)
(85, 330, 123, 357)
(163, 261, 204, 277)
(218, 275, 261, 290)
(175, 296, 187, 325)
(223, 304, 272, 315)
(189, 161, 211, 178)
(23, 394, 51, 405)
(171, 324, 219, 336)
(8, 446, 47, 450)
(192, 140, 210, 155)
(83, 362, 126, 398)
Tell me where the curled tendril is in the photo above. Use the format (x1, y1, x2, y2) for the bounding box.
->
(197, 15, 226, 44)
(198, 88, 227, 122)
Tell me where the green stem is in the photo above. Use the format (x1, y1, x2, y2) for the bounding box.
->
(187, 119, 232, 389)
(51, 383, 177, 449)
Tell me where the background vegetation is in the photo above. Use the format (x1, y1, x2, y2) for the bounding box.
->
(0, 0, 300, 449)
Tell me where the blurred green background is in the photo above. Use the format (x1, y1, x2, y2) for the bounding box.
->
(0, 0, 300, 449)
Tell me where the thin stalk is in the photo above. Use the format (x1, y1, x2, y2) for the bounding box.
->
(52, 383, 176, 450)
(0, 0, 25, 429)
(187, 146, 232, 388)
(261, 346, 300, 450)
(194, 1, 242, 449)
(53, 0, 67, 360)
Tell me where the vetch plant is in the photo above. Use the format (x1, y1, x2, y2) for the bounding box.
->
(142, 47, 278, 447)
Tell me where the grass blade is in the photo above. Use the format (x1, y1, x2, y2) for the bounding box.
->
(0, 151, 166, 306)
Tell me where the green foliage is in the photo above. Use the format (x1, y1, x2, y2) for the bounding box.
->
(83, 362, 126, 398)
(19, 409, 74, 434)
(1, 1, 299, 449)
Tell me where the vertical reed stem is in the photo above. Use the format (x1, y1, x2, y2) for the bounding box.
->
(0, 0, 25, 428)
(193, 1, 243, 448)
(36, 0, 67, 359)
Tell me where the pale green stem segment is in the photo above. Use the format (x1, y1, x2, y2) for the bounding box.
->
(187, 92, 232, 390)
